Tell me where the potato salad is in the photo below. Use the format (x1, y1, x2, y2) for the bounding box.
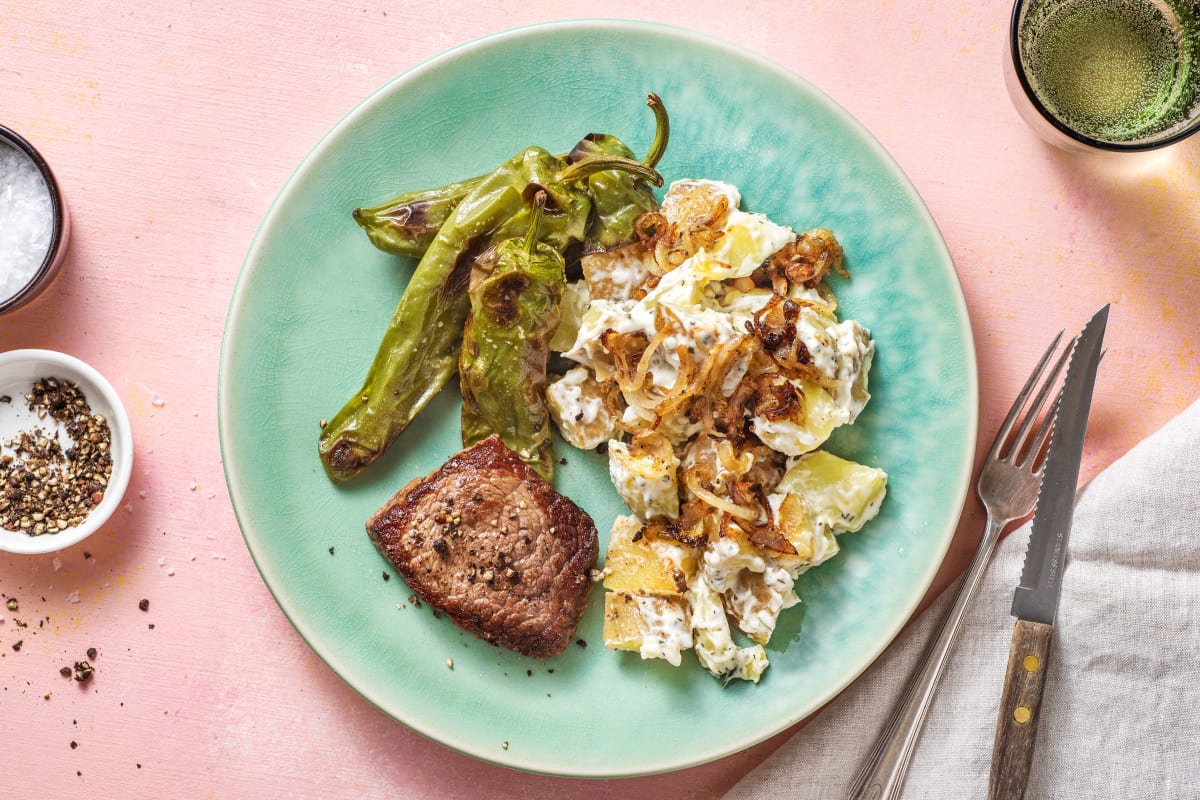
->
(546, 178, 887, 683)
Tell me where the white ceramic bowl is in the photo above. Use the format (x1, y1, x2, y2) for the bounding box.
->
(0, 350, 132, 554)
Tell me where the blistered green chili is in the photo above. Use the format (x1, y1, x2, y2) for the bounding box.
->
(351, 173, 487, 258)
(459, 191, 564, 480)
(320, 148, 564, 481)
(319, 146, 661, 482)
(351, 94, 669, 260)
(570, 93, 670, 253)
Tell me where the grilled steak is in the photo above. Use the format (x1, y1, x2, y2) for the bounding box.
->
(366, 434, 598, 658)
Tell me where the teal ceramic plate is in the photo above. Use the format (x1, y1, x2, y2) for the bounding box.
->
(219, 20, 977, 777)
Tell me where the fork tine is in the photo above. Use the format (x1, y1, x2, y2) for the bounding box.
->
(987, 330, 1065, 459)
(1019, 386, 1064, 471)
(1005, 335, 1074, 463)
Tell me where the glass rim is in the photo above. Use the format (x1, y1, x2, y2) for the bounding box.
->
(0, 123, 68, 313)
(1008, 0, 1200, 152)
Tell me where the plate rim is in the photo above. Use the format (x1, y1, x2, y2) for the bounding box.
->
(218, 17, 979, 777)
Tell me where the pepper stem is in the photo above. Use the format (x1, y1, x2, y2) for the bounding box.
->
(642, 93, 670, 169)
(524, 190, 546, 257)
(556, 154, 664, 187)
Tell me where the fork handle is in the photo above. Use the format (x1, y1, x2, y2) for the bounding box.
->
(988, 619, 1053, 800)
(846, 517, 1006, 800)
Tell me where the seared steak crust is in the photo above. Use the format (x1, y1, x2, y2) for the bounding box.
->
(366, 434, 598, 658)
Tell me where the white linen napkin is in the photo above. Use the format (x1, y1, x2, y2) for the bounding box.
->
(726, 398, 1200, 799)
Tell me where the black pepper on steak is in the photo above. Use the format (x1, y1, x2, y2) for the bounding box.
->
(366, 434, 598, 658)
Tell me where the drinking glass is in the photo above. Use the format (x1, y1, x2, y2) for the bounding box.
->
(1005, 0, 1200, 151)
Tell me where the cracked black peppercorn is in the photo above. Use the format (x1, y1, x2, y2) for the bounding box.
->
(0, 378, 114, 536)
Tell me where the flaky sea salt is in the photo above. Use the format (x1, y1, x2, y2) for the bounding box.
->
(0, 140, 53, 301)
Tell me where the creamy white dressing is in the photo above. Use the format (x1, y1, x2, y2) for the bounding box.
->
(726, 564, 798, 644)
(703, 536, 767, 592)
(545, 366, 615, 449)
(687, 573, 768, 683)
(581, 245, 654, 301)
(632, 594, 692, 666)
(794, 308, 840, 376)
(828, 319, 874, 422)
(607, 439, 680, 521)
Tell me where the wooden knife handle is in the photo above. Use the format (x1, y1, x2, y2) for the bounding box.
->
(989, 619, 1053, 799)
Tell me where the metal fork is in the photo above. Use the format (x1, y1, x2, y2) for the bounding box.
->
(846, 331, 1073, 800)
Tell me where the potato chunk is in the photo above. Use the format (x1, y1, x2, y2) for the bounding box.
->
(776, 450, 887, 533)
(602, 515, 694, 595)
(607, 432, 680, 521)
(602, 591, 692, 666)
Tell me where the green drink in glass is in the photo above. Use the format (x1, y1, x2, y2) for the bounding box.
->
(1007, 0, 1200, 150)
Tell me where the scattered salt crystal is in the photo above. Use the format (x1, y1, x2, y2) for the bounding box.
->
(138, 491, 147, 499)
(190, 553, 196, 561)
(66, 590, 80, 603)
(124, 503, 133, 513)
(52, 557, 62, 571)
(211, 552, 226, 560)
(151, 396, 165, 408)
(166, 568, 175, 576)
(156, 556, 166, 566)
(188, 481, 197, 491)
(0, 140, 53, 301)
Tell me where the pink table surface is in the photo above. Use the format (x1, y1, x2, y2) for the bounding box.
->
(2, 2, 1197, 797)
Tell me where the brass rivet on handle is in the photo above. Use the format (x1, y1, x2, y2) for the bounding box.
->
(1013, 706, 1032, 724)
(1023, 654, 1040, 673)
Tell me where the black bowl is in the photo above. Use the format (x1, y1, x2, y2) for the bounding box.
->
(0, 124, 71, 314)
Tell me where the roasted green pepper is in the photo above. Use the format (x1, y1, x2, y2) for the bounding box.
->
(319, 146, 662, 482)
(351, 173, 487, 258)
(570, 93, 670, 253)
(460, 191, 564, 480)
(352, 94, 669, 260)
(320, 147, 565, 482)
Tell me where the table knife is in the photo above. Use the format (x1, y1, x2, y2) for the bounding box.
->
(988, 303, 1108, 800)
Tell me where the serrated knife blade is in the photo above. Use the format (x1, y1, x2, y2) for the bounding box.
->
(988, 303, 1108, 800)
(1012, 303, 1108, 625)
